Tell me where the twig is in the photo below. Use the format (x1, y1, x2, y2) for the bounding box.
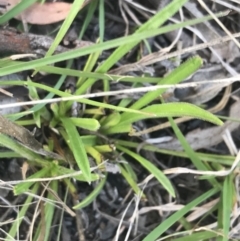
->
(0, 27, 93, 57)
(110, 32, 240, 75)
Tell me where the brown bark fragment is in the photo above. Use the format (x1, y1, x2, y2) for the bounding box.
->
(0, 28, 32, 55)
(0, 27, 93, 57)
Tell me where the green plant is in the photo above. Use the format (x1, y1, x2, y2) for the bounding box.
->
(0, 0, 235, 241)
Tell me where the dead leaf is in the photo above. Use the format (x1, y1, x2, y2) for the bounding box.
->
(7, 1, 72, 24)
(21, 161, 29, 180)
(1, 0, 91, 24)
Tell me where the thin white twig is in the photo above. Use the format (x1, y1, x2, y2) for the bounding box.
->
(0, 164, 104, 185)
(164, 150, 240, 177)
(198, 0, 240, 50)
(0, 76, 239, 109)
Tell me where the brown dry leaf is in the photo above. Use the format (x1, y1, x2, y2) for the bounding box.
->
(154, 99, 240, 151)
(21, 161, 29, 180)
(2, 0, 73, 24)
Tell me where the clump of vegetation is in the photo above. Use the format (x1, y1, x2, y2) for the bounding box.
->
(0, 0, 239, 241)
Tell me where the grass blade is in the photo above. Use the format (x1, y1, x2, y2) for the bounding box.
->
(0, 14, 221, 77)
(127, 56, 203, 110)
(61, 117, 91, 182)
(6, 183, 40, 241)
(120, 103, 223, 126)
(222, 175, 233, 241)
(73, 175, 107, 209)
(117, 145, 175, 197)
(44, 0, 85, 57)
(167, 116, 220, 187)
(70, 117, 100, 131)
(94, 0, 188, 73)
(142, 187, 219, 241)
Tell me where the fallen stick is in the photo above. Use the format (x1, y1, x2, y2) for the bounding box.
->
(0, 27, 93, 57)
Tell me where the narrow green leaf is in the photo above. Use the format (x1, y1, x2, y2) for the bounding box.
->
(167, 116, 220, 188)
(0, 151, 21, 158)
(59, 128, 97, 146)
(117, 145, 175, 197)
(0, 133, 48, 166)
(76, 44, 101, 87)
(170, 230, 219, 241)
(0, 57, 17, 67)
(119, 164, 145, 199)
(56, 166, 100, 182)
(80, 135, 97, 146)
(22, 60, 73, 122)
(61, 117, 91, 182)
(38, 65, 161, 83)
(0, 80, 155, 116)
(120, 103, 223, 126)
(128, 56, 203, 110)
(0, 14, 222, 77)
(100, 112, 121, 128)
(76, 0, 189, 94)
(14, 167, 50, 195)
(98, 0, 105, 42)
(115, 139, 236, 167)
(123, 162, 138, 182)
(7, 183, 39, 241)
(222, 175, 233, 241)
(70, 117, 100, 131)
(43, 181, 58, 241)
(79, 0, 98, 39)
(142, 188, 219, 241)
(73, 176, 107, 209)
(101, 123, 132, 134)
(94, 144, 115, 153)
(0, 0, 38, 24)
(43, 0, 85, 57)
(95, 0, 188, 73)
(85, 146, 103, 165)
